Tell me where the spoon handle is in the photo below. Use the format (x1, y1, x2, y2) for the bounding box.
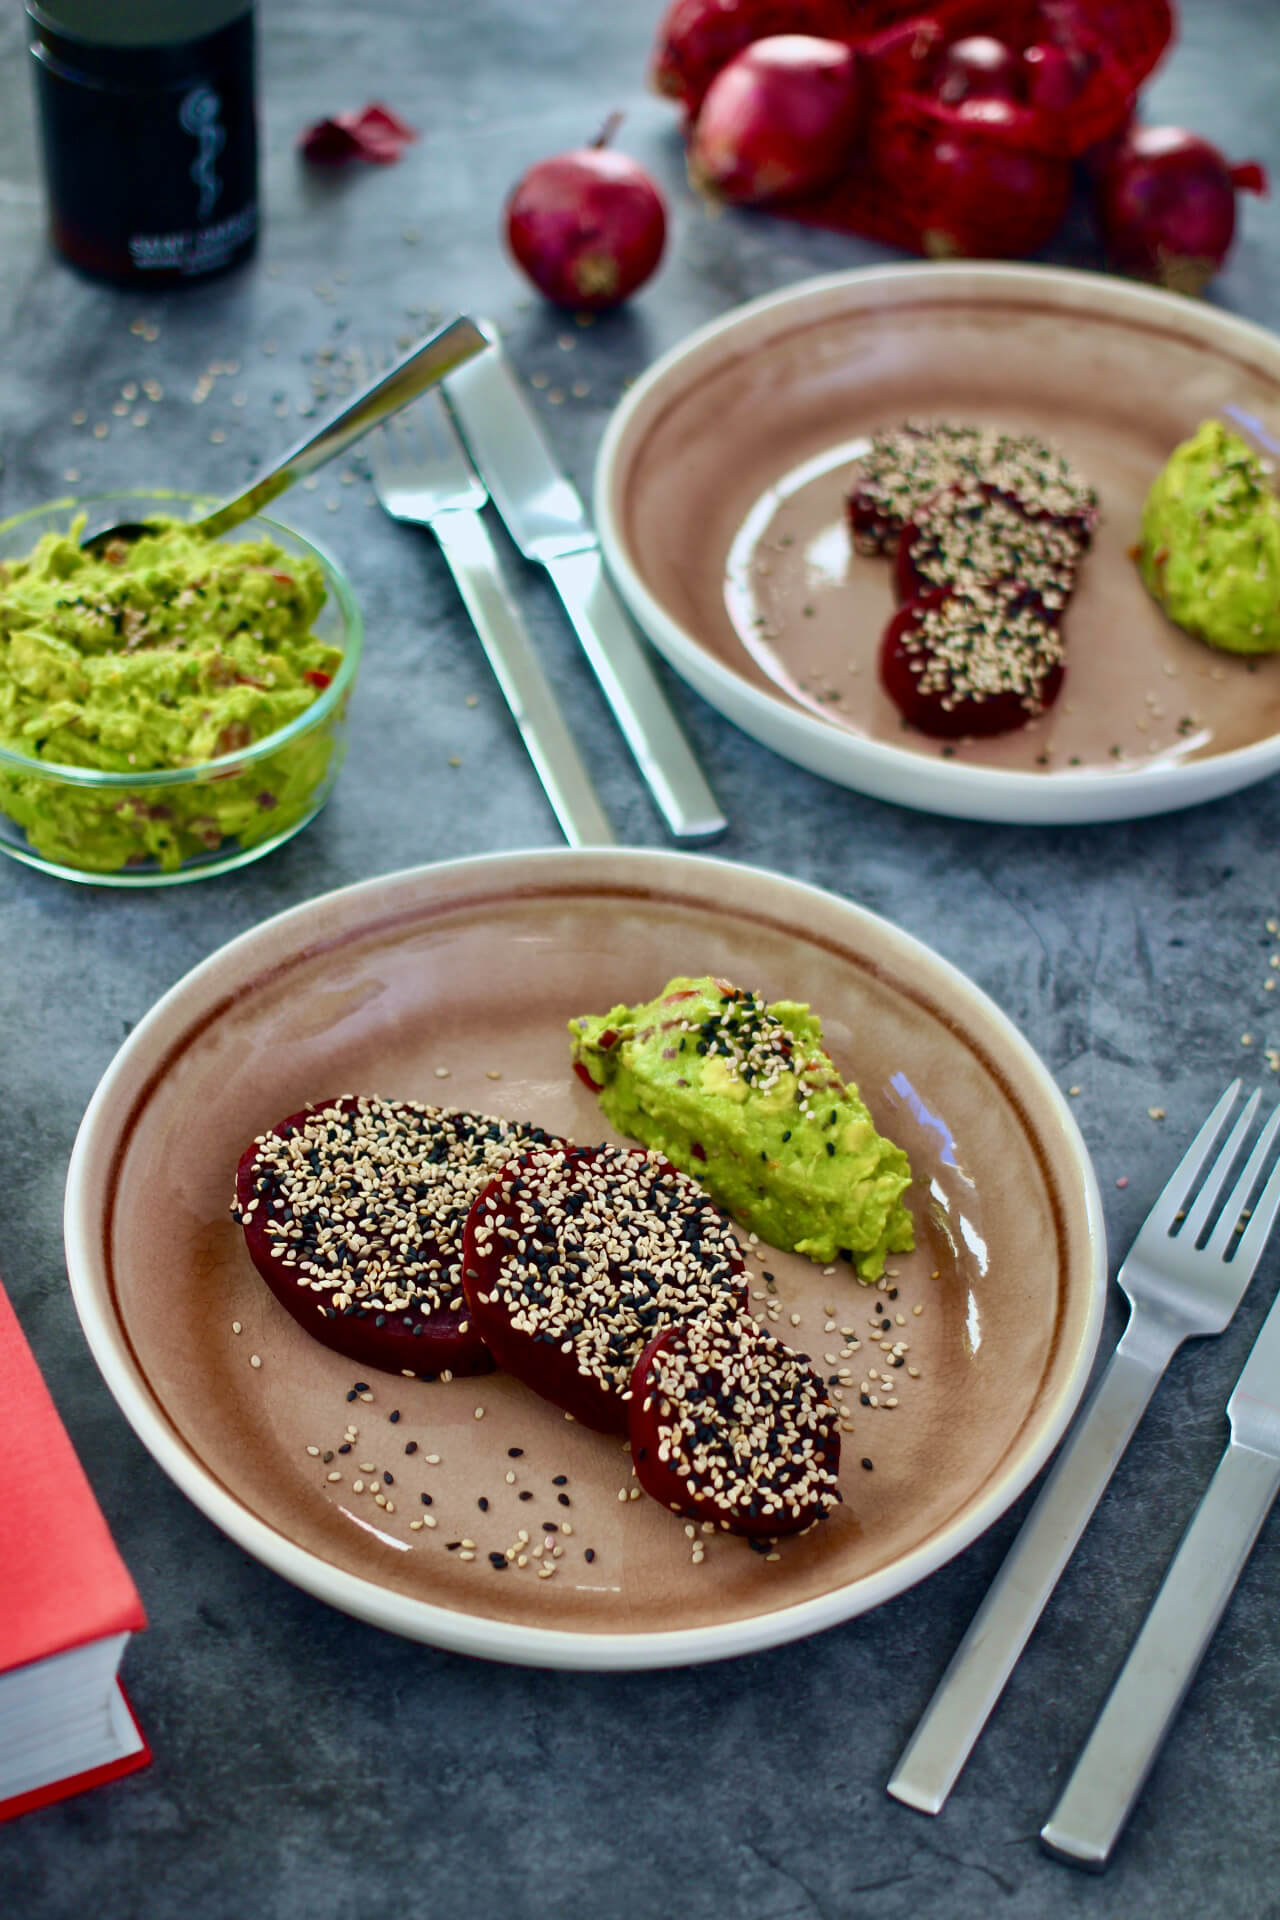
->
(195, 317, 488, 538)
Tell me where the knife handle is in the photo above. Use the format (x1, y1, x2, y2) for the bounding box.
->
(431, 512, 615, 849)
(887, 1316, 1180, 1816)
(543, 549, 726, 844)
(1041, 1441, 1280, 1871)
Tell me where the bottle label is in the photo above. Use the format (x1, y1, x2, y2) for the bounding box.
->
(179, 85, 226, 221)
(128, 201, 258, 274)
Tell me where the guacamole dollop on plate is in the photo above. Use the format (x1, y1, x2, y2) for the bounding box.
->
(0, 514, 346, 874)
(570, 974, 914, 1279)
(1139, 420, 1280, 655)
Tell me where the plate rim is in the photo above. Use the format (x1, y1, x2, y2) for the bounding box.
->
(593, 260, 1280, 827)
(63, 846, 1108, 1669)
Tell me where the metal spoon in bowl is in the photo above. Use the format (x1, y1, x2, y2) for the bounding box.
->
(82, 315, 488, 555)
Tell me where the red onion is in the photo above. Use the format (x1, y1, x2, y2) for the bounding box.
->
(505, 119, 667, 310)
(689, 33, 863, 204)
(650, 0, 858, 116)
(936, 35, 1025, 106)
(1096, 125, 1268, 294)
(914, 102, 1073, 258)
(1021, 42, 1084, 114)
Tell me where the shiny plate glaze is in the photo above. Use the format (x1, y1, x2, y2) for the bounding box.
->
(63, 849, 1106, 1668)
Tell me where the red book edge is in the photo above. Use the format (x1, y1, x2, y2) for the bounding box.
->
(0, 1681, 151, 1824)
(0, 1281, 147, 1669)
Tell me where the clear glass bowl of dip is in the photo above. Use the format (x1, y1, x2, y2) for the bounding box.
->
(0, 491, 362, 886)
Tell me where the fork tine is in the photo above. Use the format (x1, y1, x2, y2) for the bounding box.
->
(1221, 1116, 1280, 1273)
(1204, 1102, 1280, 1260)
(1172, 1084, 1259, 1246)
(1138, 1080, 1243, 1239)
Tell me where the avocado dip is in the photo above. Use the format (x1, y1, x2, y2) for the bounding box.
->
(570, 975, 914, 1280)
(1139, 420, 1280, 654)
(0, 515, 344, 873)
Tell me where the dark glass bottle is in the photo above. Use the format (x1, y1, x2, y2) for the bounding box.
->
(28, 0, 258, 287)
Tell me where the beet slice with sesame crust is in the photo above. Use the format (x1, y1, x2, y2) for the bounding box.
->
(461, 1141, 748, 1433)
(628, 1311, 842, 1537)
(879, 583, 1065, 741)
(894, 483, 1085, 610)
(233, 1095, 563, 1378)
(847, 422, 1098, 562)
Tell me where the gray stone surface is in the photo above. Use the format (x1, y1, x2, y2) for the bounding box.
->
(2, 2, 1279, 1914)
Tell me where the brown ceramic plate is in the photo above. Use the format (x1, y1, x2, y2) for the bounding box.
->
(64, 850, 1106, 1668)
(595, 264, 1280, 825)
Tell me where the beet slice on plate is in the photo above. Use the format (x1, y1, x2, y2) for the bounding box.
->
(879, 581, 1066, 740)
(461, 1142, 748, 1433)
(894, 482, 1084, 610)
(847, 422, 1098, 558)
(629, 1310, 842, 1537)
(233, 1095, 561, 1378)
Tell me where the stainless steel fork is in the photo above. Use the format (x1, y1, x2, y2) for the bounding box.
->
(368, 388, 615, 848)
(889, 1081, 1280, 1815)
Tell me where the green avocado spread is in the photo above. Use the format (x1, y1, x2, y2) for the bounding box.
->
(0, 515, 343, 872)
(1139, 420, 1280, 654)
(570, 975, 914, 1280)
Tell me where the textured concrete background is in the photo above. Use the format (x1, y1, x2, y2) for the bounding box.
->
(2, 1, 1279, 1915)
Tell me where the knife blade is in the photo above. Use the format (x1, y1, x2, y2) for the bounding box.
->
(444, 332, 727, 844)
(1041, 1272, 1280, 1869)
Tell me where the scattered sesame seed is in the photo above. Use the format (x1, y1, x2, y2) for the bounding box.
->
(250, 1353, 262, 1368)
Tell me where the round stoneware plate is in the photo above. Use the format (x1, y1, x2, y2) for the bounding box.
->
(64, 849, 1106, 1669)
(595, 263, 1280, 826)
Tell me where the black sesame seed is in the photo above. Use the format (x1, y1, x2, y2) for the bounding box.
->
(420, 1492, 433, 1507)
(508, 1447, 524, 1458)
(404, 1441, 418, 1455)
(353, 1382, 369, 1393)
(446, 1540, 461, 1551)
(585, 1548, 596, 1564)
(322, 1450, 333, 1463)
(478, 1497, 489, 1512)
(861, 1458, 874, 1471)
(557, 1493, 571, 1507)
(552, 1475, 568, 1486)
(860, 1392, 871, 1406)
(383, 1472, 394, 1486)
(338, 1443, 352, 1454)
(519, 1490, 534, 1502)
(489, 1552, 507, 1569)
(389, 1410, 400, 1423)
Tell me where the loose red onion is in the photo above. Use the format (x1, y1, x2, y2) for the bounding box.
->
(689, 33, 863, 204)
(1096, 126, 1268, 293)
(936, 35, 1025, 106)
(650, 0, 858, 116)
(914, 102, 1073, 258)
(505, 120, 667, 310)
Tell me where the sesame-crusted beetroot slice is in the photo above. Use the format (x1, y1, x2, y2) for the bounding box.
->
(847, 422, 1098, 560)
(628, 1312, 842, 1538)
(233, 1095, 563, 1378)
(894, 484, 1085, 611)
(461, 1142, 748, 1434)
(880, 583, 1065, 740)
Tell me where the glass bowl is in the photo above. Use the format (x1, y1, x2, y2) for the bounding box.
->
(0, 491, 363, 886)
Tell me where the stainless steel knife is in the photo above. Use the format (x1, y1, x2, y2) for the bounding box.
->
(443, 331, 727, 844)
(1041, 1270, 1280, 1870)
